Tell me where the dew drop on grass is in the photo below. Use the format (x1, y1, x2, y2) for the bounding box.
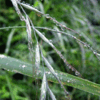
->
(0, 55, 6, 59)
(93, 51, 96, 54)
(46, 72, 51, 75)
(46, 14, 50, 18)
(40, 73, 47, 100)
(22, 65, 26, 68)
(61, 27, 64, 31)
(7, 69, 9, 71)
(83, 44, 87, 47)
(35, 42, 40, 69)
(67, 80, 70, 83)
(68, 65, 71, 69)
(49, 40, 52, 42)
(71, 68, 75, 71)
(46, 14, 49, 16)
(75, 71, 80, 76)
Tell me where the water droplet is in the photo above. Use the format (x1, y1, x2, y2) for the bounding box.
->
(69, 65, 71, 69)
(7, 69, 9, 71)
(67, 80, 70, 83)
(61, 27, 64, 31)
(46, 72, 50, 75)
(56, 23, 59, 26)
(49, 40, 52, 42)
(55, 73, 58, 76)
(46, 14, 50, 18)
(73, 36, 76, 39)
(72, 68, 74, 71)
(46, 14, 49, 16)
(20, 16, 25, 21)
(0, 55, 6, 59)
(22, 65, 26, 68)
(75, 71, 80, 76)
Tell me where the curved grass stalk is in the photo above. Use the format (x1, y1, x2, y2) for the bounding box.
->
(35, 42, 40, 70)
(42, 54, 70, 97)
(36, 27, 100, 60)
(40, 73, 47, 100)
(9, 1, 100, 99)
(19, 2, 81, 36)
(47, 86, 56, 100)
(0, 54, 100, 96)
(5, 29, 15, 54)
(11, 0, 25, 21)
(1, 25, 100, 58)
(29, 20, 80, 76)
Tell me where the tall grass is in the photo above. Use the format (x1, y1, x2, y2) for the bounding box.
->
(0, 0, 100, 100)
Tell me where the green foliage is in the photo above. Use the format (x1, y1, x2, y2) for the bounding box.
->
(0, 55, 100, 96)
(0, 0, 100, 100)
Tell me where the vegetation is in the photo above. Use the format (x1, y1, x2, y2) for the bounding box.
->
(0, 0, 100, 100)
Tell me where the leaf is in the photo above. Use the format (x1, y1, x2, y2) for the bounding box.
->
(42, 55, 70, 97)
(11, 0, 25, 21)
(47, 86, 56, 100)
(19, 2, 43, 14)
(25, 15, 32, 44)
(0, 55, 100, 96)
(5, 29, 15, 54)
(40, 73, 47, 100)
(35, 42, 40, 69)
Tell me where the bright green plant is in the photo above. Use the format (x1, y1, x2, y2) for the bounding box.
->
(0, 0, 100, 100)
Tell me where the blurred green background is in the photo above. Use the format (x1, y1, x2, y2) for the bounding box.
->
(0, 0, 100, 100)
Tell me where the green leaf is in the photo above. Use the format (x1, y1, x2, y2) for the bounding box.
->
(0, 54, 100, 96)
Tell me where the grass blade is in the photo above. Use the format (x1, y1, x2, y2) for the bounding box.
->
(47, 86, 56, 100)
(11, 0, 25, 21)
(30, 21, 80, 76)
(42, 55, 70, 99)
(35, 42, 40, 69)
(40, 73, 47, 100)
(5, 29, 15, 54)
(0, 55, 100, 96)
